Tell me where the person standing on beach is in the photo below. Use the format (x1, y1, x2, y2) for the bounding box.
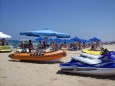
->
(28, 40, 34, 53)
(1, 39, 5, 46)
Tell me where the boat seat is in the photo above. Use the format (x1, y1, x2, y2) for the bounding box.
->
(16, 49, 29, 53)
(32, 48, 45, 56)
(72, 56, 101, 65)
(32, 52, 44, 56)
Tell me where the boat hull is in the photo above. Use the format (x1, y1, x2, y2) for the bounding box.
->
(9, 50, 66, 62)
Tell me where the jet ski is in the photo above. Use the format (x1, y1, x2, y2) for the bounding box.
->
(60, 50, 115, 76)
(82, 49, 101, 55)
(82, 48, 111, 55)
(80, 48, 114, 59)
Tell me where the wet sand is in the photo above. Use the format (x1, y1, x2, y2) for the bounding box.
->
(0, 44, 115, 86)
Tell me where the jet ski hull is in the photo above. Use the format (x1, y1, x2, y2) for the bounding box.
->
(61, 67, 115, 76)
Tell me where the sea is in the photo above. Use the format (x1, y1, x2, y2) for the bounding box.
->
(8, 40, 38, 48)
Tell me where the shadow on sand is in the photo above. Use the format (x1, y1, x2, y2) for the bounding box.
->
(56, 70, 115, 80)
(9, 60, 64, 64)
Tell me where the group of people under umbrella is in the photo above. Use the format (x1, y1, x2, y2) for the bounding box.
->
(0, 32, 11, 46)
(0, 29, 102, 55)
(18, 29, 102, 55)
(18, 29, 70, 55)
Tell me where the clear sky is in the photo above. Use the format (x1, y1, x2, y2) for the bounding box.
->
(0, 0, 115, 41)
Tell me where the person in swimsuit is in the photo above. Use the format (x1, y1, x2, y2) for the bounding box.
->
(28, 40, 34, 53)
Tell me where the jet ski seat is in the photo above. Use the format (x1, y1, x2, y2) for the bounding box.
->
(72, 56, 101, 65)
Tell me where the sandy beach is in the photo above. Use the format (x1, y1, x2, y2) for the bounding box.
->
(0, 44, 115, 86)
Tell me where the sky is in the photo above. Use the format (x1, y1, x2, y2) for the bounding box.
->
(0, 0, 115, 41)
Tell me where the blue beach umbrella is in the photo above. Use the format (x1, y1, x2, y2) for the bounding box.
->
(62, 39, 67, 43)
(90, 37, 101, 42)
(86, 40, 92, 43)
(63, 39, 74, 43)
(47, 38, 53, 42)
(47, 38, 62, 43)
(20, 28, 70, 38)
(35, 37, 44, 41)
(80, 39, 86, 43)
(71, 37, 81, 42)
(54, 38, 62, 42)
(81, 39, 91, 43)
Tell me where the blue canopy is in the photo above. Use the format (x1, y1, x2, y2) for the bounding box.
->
(47, 38, 53, 42)
(20, 29, 70, 38)
(35, 37, 44, 41)
(54, 38, 62, 42)
(80, 39, 91, 43)
(90, 37, 101, 42)
(47, 38, 62, 43)
(62, 39, 73, 43)
(71, 37, 81, 42)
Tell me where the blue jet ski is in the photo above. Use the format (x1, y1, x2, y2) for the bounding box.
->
(60, 49, 115, 76)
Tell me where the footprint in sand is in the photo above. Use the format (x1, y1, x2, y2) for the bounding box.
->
(1, 76, 7, 79)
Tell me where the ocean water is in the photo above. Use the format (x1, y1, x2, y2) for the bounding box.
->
(8, 40, 20, 48)
(8, 40, 38, 48)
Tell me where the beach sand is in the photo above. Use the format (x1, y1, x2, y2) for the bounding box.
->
(0, 44, 115, 86)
